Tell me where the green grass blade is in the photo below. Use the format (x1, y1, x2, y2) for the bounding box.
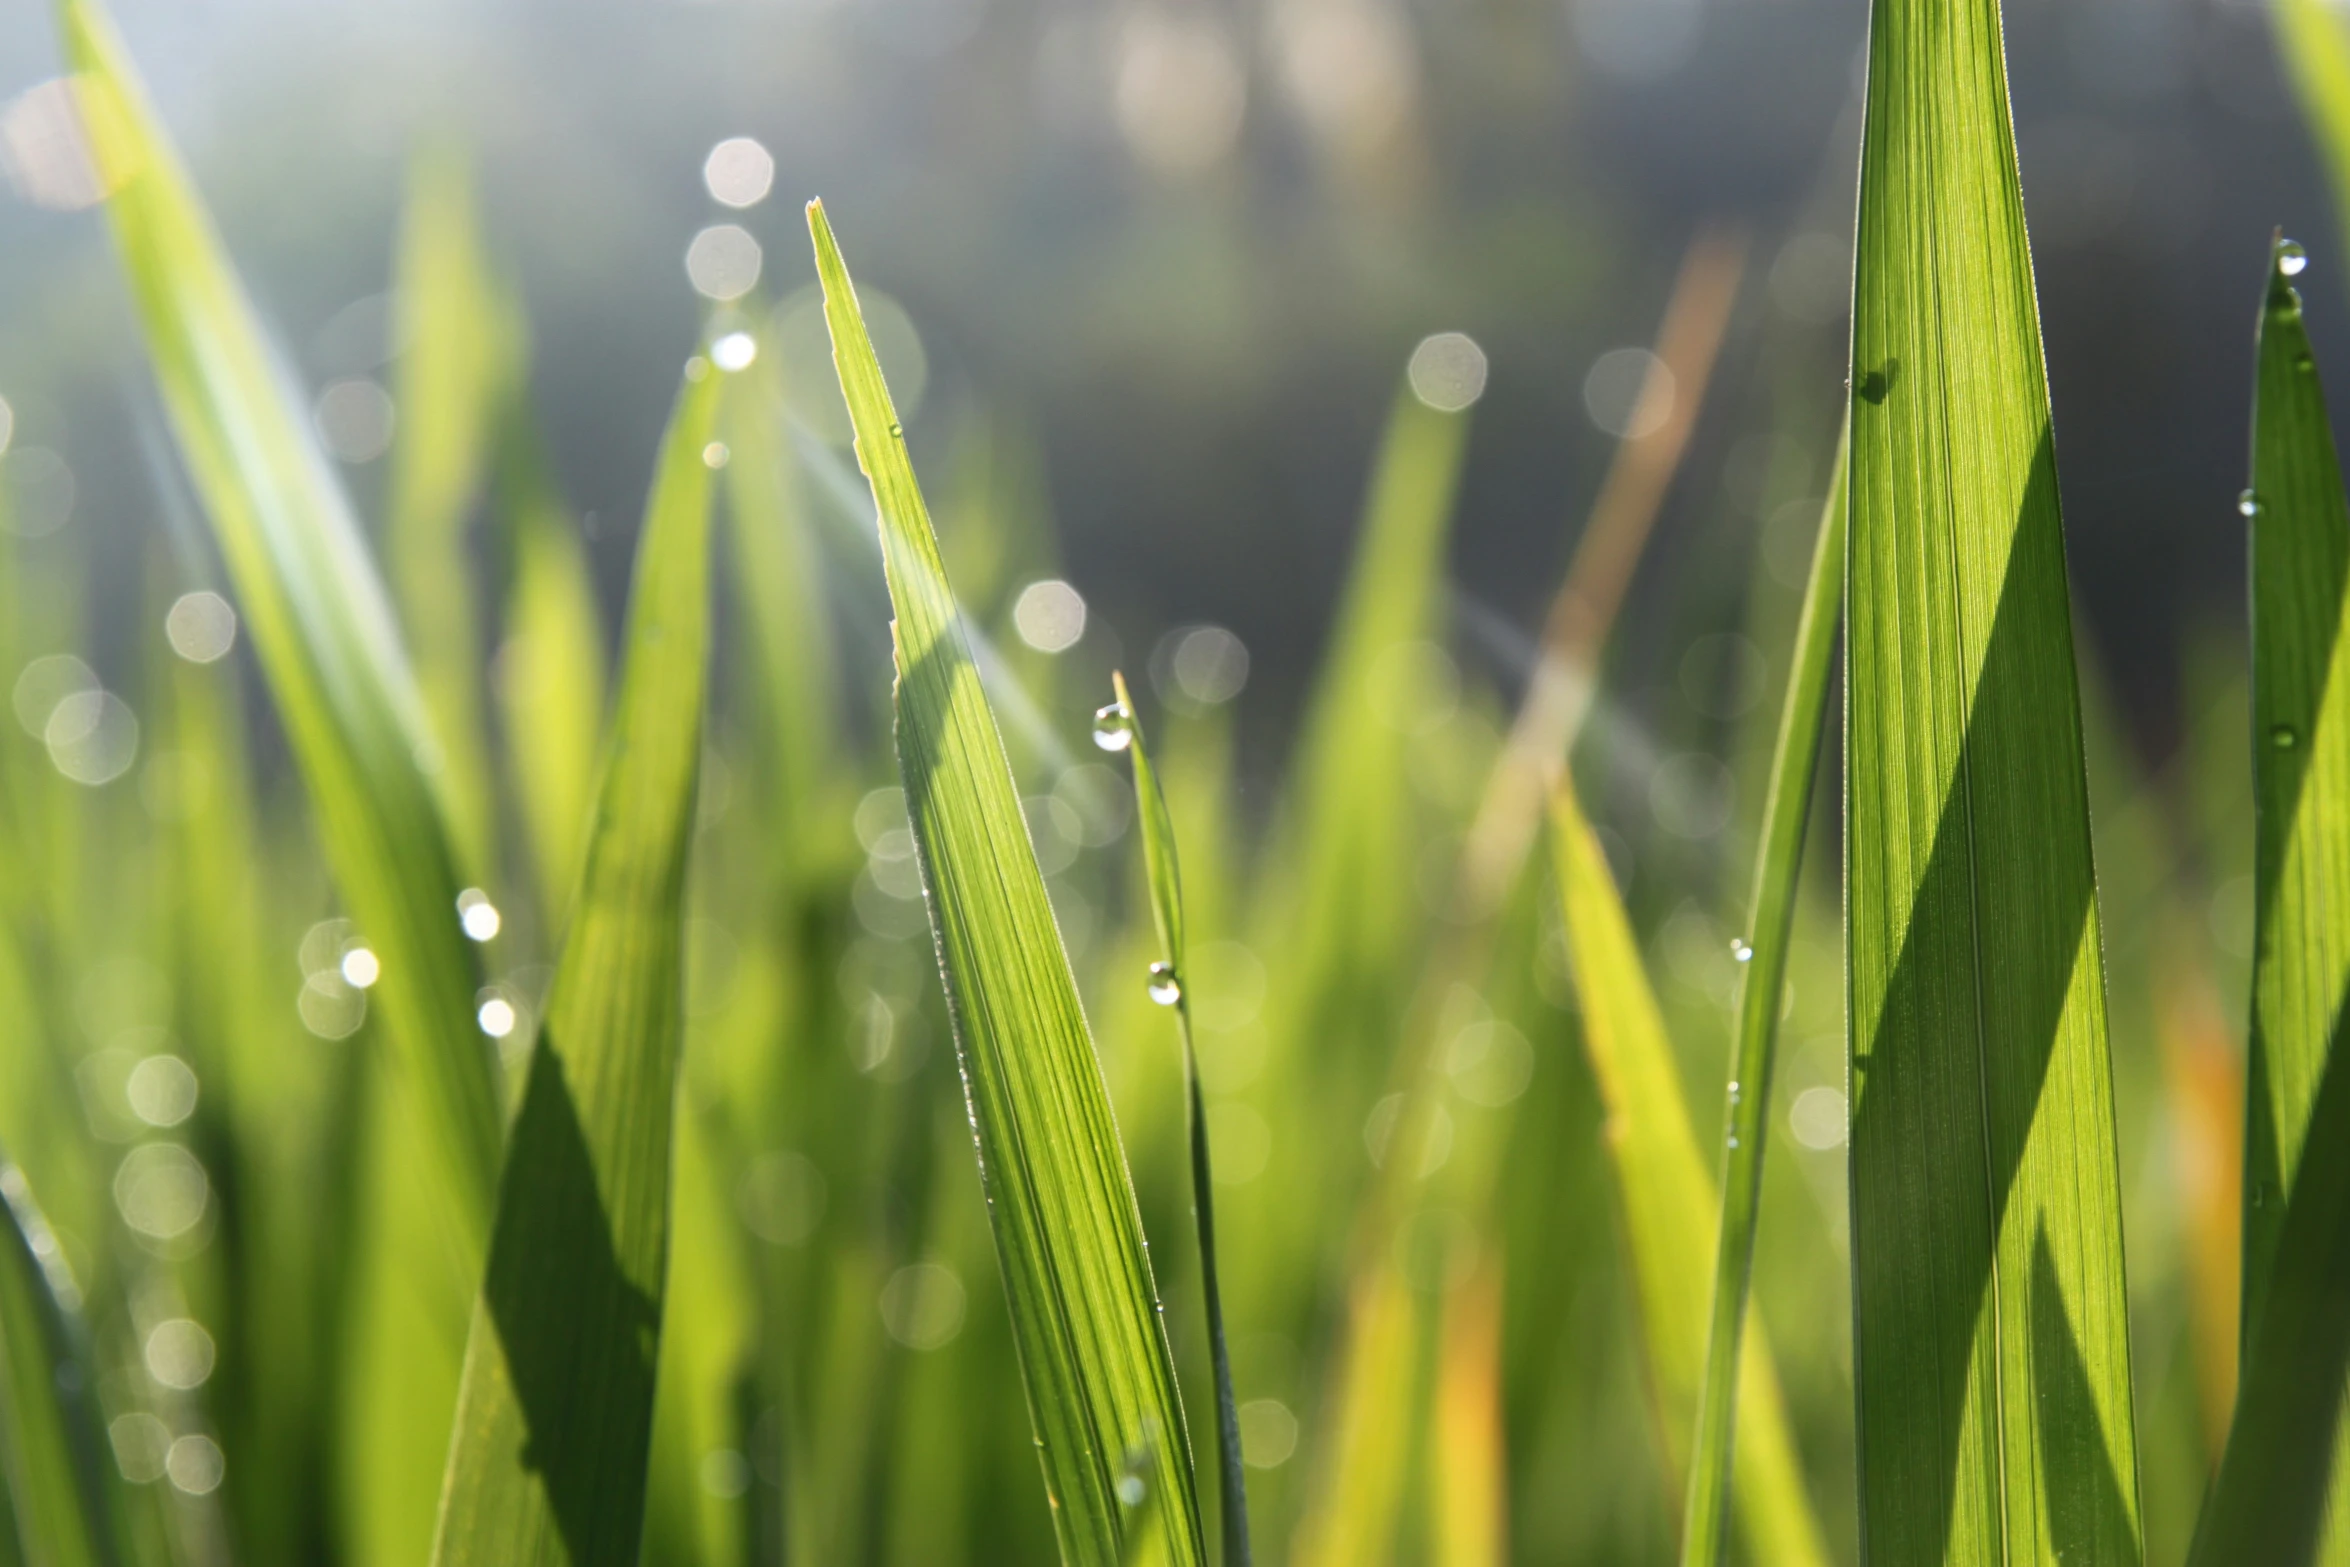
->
(62, 0, 501, 1249)
(1680, 427, 1846, 1567)
(0, 1161, 120, 1567)
(495, 416, 608, 931)
(2185, 236, 2350, 1567)
(807, 200, 1205, 1567)
(1845, 0, 2143, 1548)
(1107, 670, 1250, 1567)
(429, 364, 720, 1567)
(1546, 780, 1827, 1567)
(721, 329, 840, 849)
(388, 147, 512, 876)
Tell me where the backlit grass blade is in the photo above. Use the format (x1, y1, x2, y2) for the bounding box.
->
(62, 0, 500, 1247)
(388, 147, 512, 876)
(2278, 0, 2350, 270)
(1547, 780, 1827, 1567)
(430, 365, 720, 1567)
(808, 200, 1205, 1567)
(1680, 429, 1846, 1567)
(2186, 236, 2350, 1567)
(0, 1160, 120, 1567)
(494, 415, 607, 930)
(1106, 670, 1249, 1567)
(1845, 0, 2142, 1546)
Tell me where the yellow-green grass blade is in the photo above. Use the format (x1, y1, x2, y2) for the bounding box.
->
(807, 200, 1205, 1567)
(495, 416, 607, 932)
(1546, 781, 1827, 1567)
(388, 146, 514, 876)
(62, 0, 500, 1249)
(2185, 237, 2350, 1567)
(1845, 0, 2142, 1547)
(1107, 670, 1250, 1567)
(2278, 0, 2350, 272)
(430, 365, 720, 1567)
(721, 328, 841, 853)
(0, 1161, 120, 1567)
(1680, 428, 1846, 1567)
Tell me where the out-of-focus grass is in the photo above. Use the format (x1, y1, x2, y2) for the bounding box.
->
(8, 0, 2350, 1561)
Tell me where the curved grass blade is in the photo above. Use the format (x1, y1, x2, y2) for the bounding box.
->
(1107, 670, 1249, 1567)
(2185, 236, 2350, 1567)
(429, 364, 720, 1567)
(808, 200, 1205, 1567)
(1845, 0, 2142, 1547)
(62, 0, 500, 1249)
(1680, 427, 1846, 1567)
(1546, 780, 1827, 1567)
(0, 1161, 120, 1567)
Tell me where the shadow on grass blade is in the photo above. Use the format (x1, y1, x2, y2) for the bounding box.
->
(1845, 0, 2141, 1544)
(430, 365, 720, 1567)
(808, 199, 1205, 1567)
(2187, 235, 2350, 1567)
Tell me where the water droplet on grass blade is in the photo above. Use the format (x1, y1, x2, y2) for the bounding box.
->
(702, 442, 730, 469)
(2273, 724, 2299, 750)
(2280, 239, 2309, 276)
(1092, 702, 1133, 751)
(1146, 962, 1181, 1006)
(1730, 937, 1753, 962)
(2240, 489, 2261, 517)
(1116, 1473, 1147, 1507)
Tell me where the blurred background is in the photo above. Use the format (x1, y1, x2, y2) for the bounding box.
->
(0, 0, 2327, 770)
(0, 0, 2333, 1562)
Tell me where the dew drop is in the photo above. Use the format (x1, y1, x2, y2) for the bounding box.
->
(2273, 724, 2300, 750)
(2239, 489, 2261, 518)
(2298, 353, 2317, 374)
(1146, 962, 1182, 1007)
(702, 442, 731, 469)
(1727, 1134, 1741, 1149)
(2281, 239, 2310, 277)
(1727, 1080, 1742, 1104)
(1116, 1474, 1147, 1507)
(888, 422, 904, 439)
(1730, 938, 1754, 963)
(1091, 702, 1133, 752)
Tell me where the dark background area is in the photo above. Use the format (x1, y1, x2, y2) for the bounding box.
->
(0, 0, 2334, 782)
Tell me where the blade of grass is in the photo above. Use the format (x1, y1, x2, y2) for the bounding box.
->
(1292, 236, 1744, 1567)
(2278, 0, 2350, 275)
(1845, 0, 2142, 1545)
(429, 363, 720, 1567)
(1679, 426, 1846, 1567)
(62, 0, 500, 1252)
(1106, 670, 1249, 1567)
(2185, 235, 2350, 1567)
(807, 200, 1205, 1567)
(494, 411, 607, 931)
(1547, 779, 1827, 1567)
(0, 1159, 120, 1567)
(1431, 1254, 1507, 1567)
(388, 146, 512, 877)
